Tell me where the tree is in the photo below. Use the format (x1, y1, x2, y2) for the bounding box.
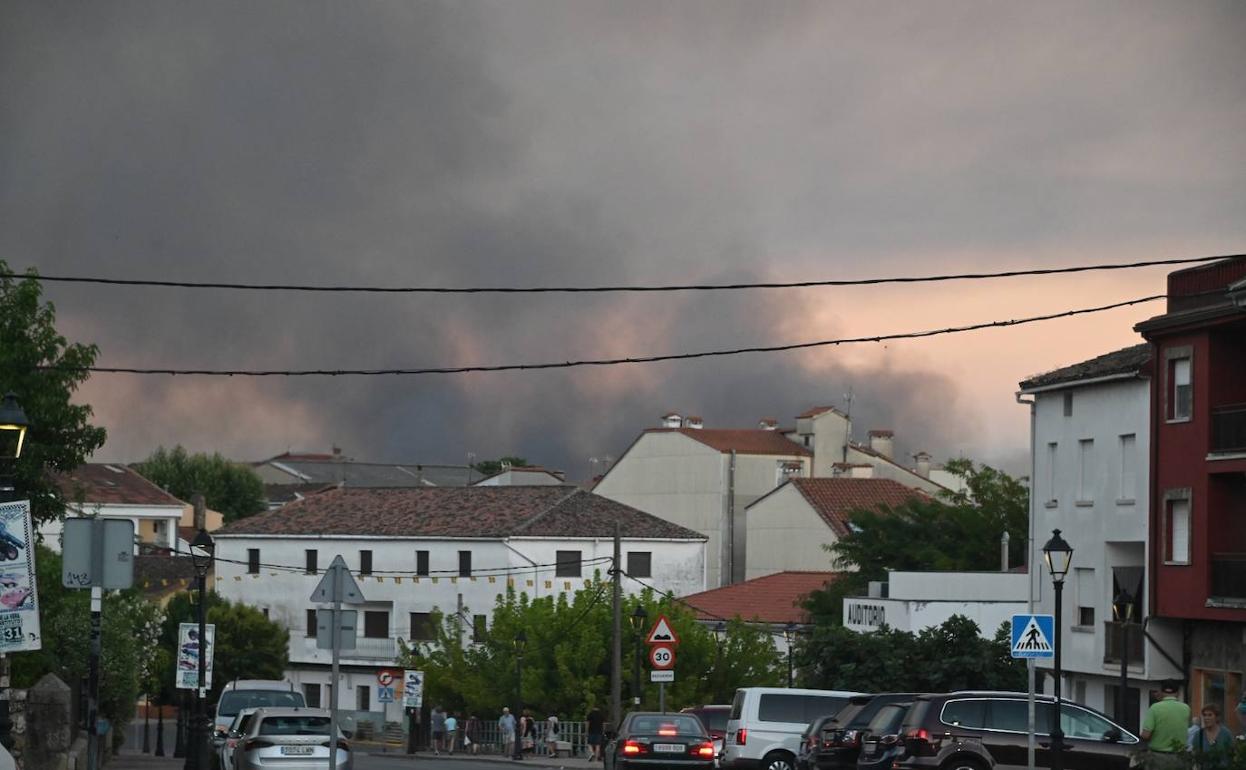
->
(134, 445, 267, 523)
(0, 263, 107, 525)
(472, 456, 531, 477)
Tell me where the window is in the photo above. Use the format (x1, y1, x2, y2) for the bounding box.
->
(1063, 391, 1074, 417)
(1060, 704, 1117, 741)
(416, 550, 430, 576)
(360, 550, 373, 576)
(363, 610, 388, 639)
(410, 612, 435, 641)
(1075, 568, 1095, 627)
(1164, 493, 1191, 564)
(262, 608, 269, 619)
(1119, 434, 1136, 502)
(303, 683, 321, 708)
(627, 551, 652, 578)
(987, 699, 1050, 734)
(1169, 355, 1192, 421)
(940, 699, 986, 729)
(1046, 442, 1058, 506)
(757, 694, 848, 723)
(556, 550, 582, 577)
(1106, 684, 1141, 734)
(247, 549, 260, 574)
(472, 614, 487, 642)
(305, 549, 318, 574)
(458, 550, 472, 577)
(306, 609, 317, 638)
(356, 685, 370, 712)
(1197, 669, 1244, 738)
(1077, 439, 1094, 504)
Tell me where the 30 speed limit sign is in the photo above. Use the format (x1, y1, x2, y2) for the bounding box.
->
(649, 644, 676, 670)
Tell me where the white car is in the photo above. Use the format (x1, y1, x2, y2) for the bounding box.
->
(214, 707, 259, 770)
(233, 707, 351, 770)
(721, 687, 863, 770)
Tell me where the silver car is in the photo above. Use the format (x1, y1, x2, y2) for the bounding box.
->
(214, 707, 259, 770)
(234, 707, 352, 770)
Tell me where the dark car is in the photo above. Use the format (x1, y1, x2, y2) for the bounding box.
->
(894, 691, 1140, 770)
(855, 702, 913, 770)
(605, 712, 718, 770)
(807, 694, 923, 770)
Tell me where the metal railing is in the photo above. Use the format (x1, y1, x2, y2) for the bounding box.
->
(454, 719, 591, 757)
(1211, 404, 1246, 453)
(1102, 621, 1145, 664)
(296, 635, 397, 661)
(1210, 553, 1246, 600)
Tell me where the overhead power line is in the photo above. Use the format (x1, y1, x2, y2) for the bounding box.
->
(41, 293, 1166, 377)
(4, 254, 1240, 294)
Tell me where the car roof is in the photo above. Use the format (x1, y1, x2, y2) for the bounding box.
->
(224, 680, 295, 691)
(253, 707, 330, 718)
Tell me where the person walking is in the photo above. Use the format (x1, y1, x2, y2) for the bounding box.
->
(1188, 704, 1233, 765)
(499, 707, 517, 758)
(521, 710, 536, 756)
(465, 714, 482, 755)
(1140, 680, 1192, 770)
(586, 707, 605, 761)
(545, 714, 560, 757)
(431, 705, 447, 756)
(445, 712, 459, 755)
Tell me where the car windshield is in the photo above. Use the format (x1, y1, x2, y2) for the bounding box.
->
(866, 704, 909, 735)
(259, 716, 331, 736)
(630, 715, 705, 737)
(218, 691, 303, 717)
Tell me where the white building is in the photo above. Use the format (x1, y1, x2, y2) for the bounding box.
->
(842, 570, 1029, 636)
(1019, 343, 1181, 733)
(213, 485, 706, 724)
(46, 463, 186, 552)
(473, 467, 565, 486)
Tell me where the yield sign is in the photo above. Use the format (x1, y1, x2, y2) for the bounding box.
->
(310, 555, 366, 604)
(645, 615, 680, 645)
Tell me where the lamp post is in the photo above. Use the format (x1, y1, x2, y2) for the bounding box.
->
(0, 392, 29, 752)
(783, 623, 797, 688)
(630, 606, 648, 706)
(513, 630, 527, 760)
(1112, 588, 1134, 730)
(1042, 529, 1073, 770)
(187, 528, 215, 770)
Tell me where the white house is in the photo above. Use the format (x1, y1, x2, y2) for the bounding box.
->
(842, 570, 1029, 636)
(745, 477, 927, 580)
(212, 485, 707, 724)
(1019, 343, 1182, 733)
(46, 464, 186, 552)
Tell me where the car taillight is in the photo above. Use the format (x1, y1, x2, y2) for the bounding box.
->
(735, 729, 747, 746)
(321, 739, 351, 751)
(843, 730, 861, 747)
(696, 742, 716, 758)
(623, 741, 643, 755)
(243, 739, 275, 751)
(905, 728, 929, 742)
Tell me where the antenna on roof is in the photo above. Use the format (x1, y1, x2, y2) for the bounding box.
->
(842, 386, 854, 463)
(465, 452, 476, 486)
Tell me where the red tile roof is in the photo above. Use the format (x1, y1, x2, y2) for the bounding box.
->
(791, 477, 927, 537)
(646, 428, 812, 457)
(680, 571, 842, 624)
(217, 486, 706, 540)
(795, 406, 838, 418)
(54, 464, 185, 507)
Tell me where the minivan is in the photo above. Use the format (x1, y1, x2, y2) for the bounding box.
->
(722, 687, 864, 770)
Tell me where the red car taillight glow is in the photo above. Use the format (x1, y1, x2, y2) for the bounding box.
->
(696, 742, 716, 758)
(735, 729, 747, 746)
(623, 741, 643, 755)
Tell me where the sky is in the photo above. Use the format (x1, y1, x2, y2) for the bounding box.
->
(2, 1, 1244, 479)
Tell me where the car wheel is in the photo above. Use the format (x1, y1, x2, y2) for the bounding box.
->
(763, 751, 796, 770)
(940, 759, 988, 770)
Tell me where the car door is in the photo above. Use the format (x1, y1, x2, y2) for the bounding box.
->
(1056, 704, 1135, 770)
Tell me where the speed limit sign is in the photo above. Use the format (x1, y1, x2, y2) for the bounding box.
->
(649, 644, 676, 670)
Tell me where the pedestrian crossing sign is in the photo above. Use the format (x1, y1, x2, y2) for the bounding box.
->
(1010, 614, 1055, 659)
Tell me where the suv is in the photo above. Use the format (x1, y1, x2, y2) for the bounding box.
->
(809, 694, 923, 770)
(894, 691, 1140, 770)
(723, 687, 864, 770)
(214, 680, 305, 738)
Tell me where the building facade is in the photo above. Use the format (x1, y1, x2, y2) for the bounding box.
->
(45, 463, 186, 553)
(842, 570, 1029, 638)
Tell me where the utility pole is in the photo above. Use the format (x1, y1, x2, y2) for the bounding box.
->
(611, 522, 622, 733)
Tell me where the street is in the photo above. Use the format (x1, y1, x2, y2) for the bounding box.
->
(111, 751, 593, 770)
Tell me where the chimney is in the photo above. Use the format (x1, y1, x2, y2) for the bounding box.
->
(833, 462, 874, 479)
(868, 429, 895, 460)
(661, 412, 683, 429)
(758, 418, 778, 431)
(914, 451, 932, 479)
(683, 416, 703, 430)
(193, 493, 206, 530)
(332, 445, 342, 457)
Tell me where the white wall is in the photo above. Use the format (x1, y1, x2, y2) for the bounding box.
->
(843, 571, 1029, 635)
(39, 503, 182, 553)
(745, 483, 840, 579)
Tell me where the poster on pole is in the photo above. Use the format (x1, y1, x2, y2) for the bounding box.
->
(176, 622, 216, 689)
(0, 500, 41, 653)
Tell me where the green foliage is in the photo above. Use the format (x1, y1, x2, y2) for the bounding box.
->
(0, 263, 107, 525)
(134, 445, 267, 524)
(397, 577, 783, 719)
(472, 457, 531, 477)
(156, 591, 289, 704)
(798, 616, 1025, 693)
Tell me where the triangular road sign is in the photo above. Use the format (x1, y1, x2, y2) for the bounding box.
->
(1010, 614, 1054, 659)
(645, 614, 680, 645)
(310, 555, 366, 604)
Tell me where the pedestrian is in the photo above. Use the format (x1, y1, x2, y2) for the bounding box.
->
(465, 714, 482, 755)
(431, 705, 447, 756)
(445, 711, 459, 755)
(545, 714, 560, 757)
(586, 707, 605, 761)
(1188, 704, 1232, 760)
(499, 707, 516, 758)
(521, 710, 536, 755)
(1140, 680, 1191, 770)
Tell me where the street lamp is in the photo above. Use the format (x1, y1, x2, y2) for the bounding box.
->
(783, 623, 798, 688)
(1042, 529, 1073, 770)
(187, 528, 215, 770)
(1112, 588, 1135, 729)
(513, 630, 527, 760)
(0, 392, 27, 752)
(630, 606, 648, 706)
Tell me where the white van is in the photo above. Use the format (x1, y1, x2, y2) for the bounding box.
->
(721, 687, 863, 770)
(213, 680, 304, 737)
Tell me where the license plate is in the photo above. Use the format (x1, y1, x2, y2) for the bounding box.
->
(654, 744, 684, 753)
(280, 746, 315, 755)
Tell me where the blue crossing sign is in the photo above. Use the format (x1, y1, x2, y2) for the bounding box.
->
(1010, 614, 1055, 659)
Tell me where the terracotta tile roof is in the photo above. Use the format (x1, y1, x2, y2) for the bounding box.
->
(791, 477, 927, 537)
(680, 571, 842, 625)
(1019, 344, 1151, 391)
(54, 464, 185, 507)
(796, 406, 841, 419)
(216, 486, 706, 540)
(645, 428, 812, 457)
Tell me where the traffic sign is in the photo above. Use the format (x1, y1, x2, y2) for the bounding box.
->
(378, 671, 395, 687)
(377, 686, 395, 703)
(1010, 614, 1055, 659)
(316, 610, 357, 650)
(311, 556, 365, 604)
(645, 615, 680, 645)
(650, 670, 674, 683)
(62, 518, 135, 590)
(649, 644, 676, 670)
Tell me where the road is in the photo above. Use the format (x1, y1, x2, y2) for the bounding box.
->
(112, 751, 581, 770)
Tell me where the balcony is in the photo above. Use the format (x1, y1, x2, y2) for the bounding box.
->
(294, 635, 398, 663)
(1211, 404, 1246, 454)
(1102, 621, 1144, 665)
(1210, 553, 1246, 600)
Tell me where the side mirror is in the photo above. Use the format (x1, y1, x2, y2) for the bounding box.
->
(1103, 728, 1122, 743)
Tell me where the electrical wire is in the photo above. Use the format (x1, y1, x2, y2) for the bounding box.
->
(4, 254, 1238, 294)
(41, 293, 1168, 377)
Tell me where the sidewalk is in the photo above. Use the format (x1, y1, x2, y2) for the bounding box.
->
(370, 751, 599, 769)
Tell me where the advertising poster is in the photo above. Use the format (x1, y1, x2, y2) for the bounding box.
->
(0, 500, 41, 653)
(176, 622, 216, 689)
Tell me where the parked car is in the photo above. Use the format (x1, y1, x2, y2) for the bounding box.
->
(722, 687, 864, 770)
(232, 707, 351, 770)
(813, 694, 925, 770)
(214, 707, 259, 770)
(797, 714, 838, 770)
(213, 680, 305, 737)
(854, 701, 913, 770)
(604, 712, 717, 770)
(682, 704, 732, 763)
(894, 691, 1140, 770)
